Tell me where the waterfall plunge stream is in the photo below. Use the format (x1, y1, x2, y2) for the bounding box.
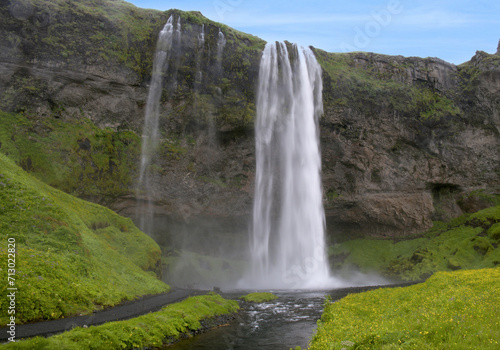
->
(242, 42, 330, 289)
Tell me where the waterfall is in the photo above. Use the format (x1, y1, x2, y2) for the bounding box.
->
(217, 28, 226, 58)
(170, 16, 182, 90)
(175, 16, 181, 43)
(195, 24, 205, 90)
(244, 42, 330, 289)
(216, 28, 226, 74)
(136, 15, 176, 233)
(199, 23, 205, 45)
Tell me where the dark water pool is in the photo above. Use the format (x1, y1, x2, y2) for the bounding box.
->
(166, 286, 390, 350)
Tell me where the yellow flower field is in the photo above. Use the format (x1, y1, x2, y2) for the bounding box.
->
(309, 267, 500, 349)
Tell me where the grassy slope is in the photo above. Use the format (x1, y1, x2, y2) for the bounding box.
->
(329, 205, 500, 281)
(0, 152, 169, 324)
(3, 293, 239, 349)
(309, 267, 500, 349)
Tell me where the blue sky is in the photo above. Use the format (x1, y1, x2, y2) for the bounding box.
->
(126, 0, 499, 64)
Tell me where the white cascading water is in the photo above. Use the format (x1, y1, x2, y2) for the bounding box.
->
(199, 23, 205, 45)
(195, 24, 204, 90)
(217, 28, 226, 58)
(170, 17, 181, 90)
(137, 15, 176, 232)
(216, 28, 226, 73)
(243, 42, 330, 289)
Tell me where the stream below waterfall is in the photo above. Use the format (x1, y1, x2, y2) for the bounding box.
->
(166, 285, 398, 350)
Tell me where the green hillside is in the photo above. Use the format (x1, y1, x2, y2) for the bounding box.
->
(0, 152, 169, 324)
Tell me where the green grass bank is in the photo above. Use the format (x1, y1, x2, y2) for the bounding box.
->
(0, 152, 168, 325)
(308, 267, 500, 349)
(2, 293, 239, 349)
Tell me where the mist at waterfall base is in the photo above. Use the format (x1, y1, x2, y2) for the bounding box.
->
(135, 17, 388, 290)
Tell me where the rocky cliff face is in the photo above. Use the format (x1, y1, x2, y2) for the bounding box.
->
(0, 0, 499, 241)
(0, 0, 263, 212)
(317, 50, 500, 237)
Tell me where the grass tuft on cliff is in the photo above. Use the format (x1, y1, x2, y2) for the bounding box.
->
(0, 152, 169, 325)
(329, 205, 500, 281)
(309, 267, 500, 349)
(2, 293, 239, 349)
